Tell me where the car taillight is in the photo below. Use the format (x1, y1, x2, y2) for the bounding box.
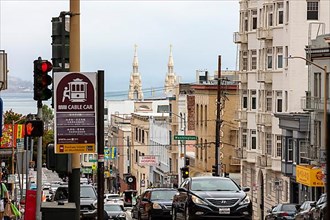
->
(280, 212, 288, 216)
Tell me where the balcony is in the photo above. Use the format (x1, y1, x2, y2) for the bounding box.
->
(233, 71, 247, 83)
(256, 112, 272, 126)
(257, 70, 272, 83)
(233, 32, 248, 44)
(230, 157, 241, 166)
(236, 148, 247, 159)
(256, 155, 271, 167)
(301, 96, 325, 112)
(234, 110, 247, 122)
(257, 27, 273, 40)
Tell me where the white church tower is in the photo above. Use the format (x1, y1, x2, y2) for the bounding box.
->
(164, 45, 178, 96)
(128, 44, 144, 100)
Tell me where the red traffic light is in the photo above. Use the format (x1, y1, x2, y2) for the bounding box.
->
(25, 120, 44, 137)
(39, 61, 53, 73)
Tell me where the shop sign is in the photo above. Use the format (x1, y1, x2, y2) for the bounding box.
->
(296, 165, 324, 187)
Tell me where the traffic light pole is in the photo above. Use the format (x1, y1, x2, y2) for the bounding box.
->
(68, 1, 81, 219)
(36, 100, 43, 220)
(215, 55, 222, 176)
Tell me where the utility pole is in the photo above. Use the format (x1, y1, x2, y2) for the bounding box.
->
(215, 55, 222, 176)
(68, 0, 81, 219)
(36, 100, 43, 220)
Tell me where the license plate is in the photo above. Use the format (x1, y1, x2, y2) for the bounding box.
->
(219, 208, 230, 214)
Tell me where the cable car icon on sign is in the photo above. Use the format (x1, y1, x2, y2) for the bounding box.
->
(62, 78, 88, 103)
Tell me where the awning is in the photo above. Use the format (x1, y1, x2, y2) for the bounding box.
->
(296, 165, 324, 187)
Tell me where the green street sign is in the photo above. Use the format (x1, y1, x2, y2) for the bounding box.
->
(174, 135, 197, 141)
(89, 159, 97, 162)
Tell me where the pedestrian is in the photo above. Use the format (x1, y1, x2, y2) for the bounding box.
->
(0, 169, 9, 220)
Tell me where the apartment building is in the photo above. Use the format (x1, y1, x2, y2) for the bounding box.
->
(234, 0, 330, 219)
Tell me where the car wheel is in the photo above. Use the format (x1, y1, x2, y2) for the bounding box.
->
(184, 206, 190, 220)
(172, 207, 176, 220)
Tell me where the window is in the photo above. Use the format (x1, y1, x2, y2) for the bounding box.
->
(242, 90, 248, 109)
(266, 133, 272, 155)
(276, 135, 282, 157)
(307, 1, 319, 20)
(314, 72, 321, 98)
(266, 174, 272, 196)
(285, 46, 289, 68)
(268, 12, 273, 27)
(251, 50, 257, 70)
(196, 104, 199, 125)
(204, 139, 208, 162)
(266, 90, 272, 112)
(288, 138, 293, 162)
(251, 90, 257, 110)
(205, 105, 208, 127)
(84, 154, 88, 162)
(286, 1, 289, 23)
(276, 91, 283, 112)
(244, 12, 248, 31)
(251, 130, 257, 150)
(277, 2, 284, 25)
(267, 48, 273, 69)
(200, 104, 203, 126)
(135, 127, 138, 141)
(242, 51, 248, 71)
(277, 47, 283, 69)
(242, 129, 247, 148)
(285, 91, 288, 112)
(142, 130, 145, 143)
(300, 140, 310, 164)
(251, 10, 258, 30)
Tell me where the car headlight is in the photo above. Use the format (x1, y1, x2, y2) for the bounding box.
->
(239, 196, 250, 205)
(191, 195, 208, 205)
(153, 203, 162, 209)
(117, 213, 126, 218)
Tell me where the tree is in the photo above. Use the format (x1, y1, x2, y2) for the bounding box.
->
(42, 104, 54, 131)
(3, 110, 25, 124)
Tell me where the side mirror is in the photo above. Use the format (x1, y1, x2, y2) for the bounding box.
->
(242, 187, 250, 192)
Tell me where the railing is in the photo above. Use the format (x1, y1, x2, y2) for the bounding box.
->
(235, 110, 247, 122)
(256, 112, 272, 126)
(257, 70, 272, 83)
(301, 96, 324, 111)
(257, 27, 273, 40)
(233, 32, 248, 44)
(256, 155, 271, 167)
(236, 148, 247, 159)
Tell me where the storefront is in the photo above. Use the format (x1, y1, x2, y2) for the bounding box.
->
(296, 165, 325, 202)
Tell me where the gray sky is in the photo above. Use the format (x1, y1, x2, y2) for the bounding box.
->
(0, 0, 239, 95)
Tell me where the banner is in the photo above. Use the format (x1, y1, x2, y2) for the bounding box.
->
(0, 124, 25, 149)
(138, 155, 159, 166)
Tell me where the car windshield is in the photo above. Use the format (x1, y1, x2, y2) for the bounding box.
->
(80, 187, 97, 199)
(104, 204, 123, 212)
(150, 190, 177, 201)
(191, 178, 240, 191)
(281, 204, 297, 211)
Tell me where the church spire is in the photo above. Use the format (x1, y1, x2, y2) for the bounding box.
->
(168, 44, 174, 74)
(133, 44, 139, 74)
(164, 44, 178, 96)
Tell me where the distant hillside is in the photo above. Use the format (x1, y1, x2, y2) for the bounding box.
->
(2, 76, 33, 93)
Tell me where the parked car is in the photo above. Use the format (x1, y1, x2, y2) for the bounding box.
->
(310, 194, 327, 220)
(133, 188, 177, 220)
(294, 201, 315, 220)
(52, 184, 97, 219)
(171, 176, 252, 220)
(265, 203, 298, 220)
(104, 203, 127, 220)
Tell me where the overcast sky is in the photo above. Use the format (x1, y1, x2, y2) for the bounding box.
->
(0, 0, 239, 95)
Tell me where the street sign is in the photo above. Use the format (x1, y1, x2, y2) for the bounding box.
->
(54, 72, 97, 153)
(174, 135, 197, 141)
(89, 159, 97, 163)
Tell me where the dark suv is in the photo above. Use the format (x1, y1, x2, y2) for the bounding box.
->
(132, 188, 177, 219)
(53, 184, 97, 219)
(171, 176, 252, 220)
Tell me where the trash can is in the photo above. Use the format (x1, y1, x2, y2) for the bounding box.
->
(41, 202, 76, 220)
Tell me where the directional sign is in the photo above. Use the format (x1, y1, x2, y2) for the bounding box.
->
(54, 72, 97, 153)
(174, 135, 197, 141)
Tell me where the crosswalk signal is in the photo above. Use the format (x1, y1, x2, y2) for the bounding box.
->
(25, 120, 44, 137)
(212, 165, 218, 176)
(34, 58, 53, 101)
(181, 166, 189, 179)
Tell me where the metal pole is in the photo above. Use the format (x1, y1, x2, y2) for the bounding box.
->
(97, 70, 105, 220)
(11, 120, 15, 199)
(183, 114, 187, 167)
(25, 136, 29, 201)
(215, 55, 221, 176)
(69, 1, 81, 219)
(36, 100, 43, 220)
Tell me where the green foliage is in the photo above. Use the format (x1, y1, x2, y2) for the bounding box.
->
(3, 110, 25, 124)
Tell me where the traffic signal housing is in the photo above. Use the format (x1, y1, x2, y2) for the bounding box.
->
(25, 120, 44, 137)
(34, 59, 53, 101)
(212, 165, 218, 176)
(181, 166, 189, 179)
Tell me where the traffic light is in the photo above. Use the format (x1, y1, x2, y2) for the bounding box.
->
(212, 165, 218, 176)
(33, 59, 53, 101)
(181, 166, 189, 179)
(25, 120, 44, 137)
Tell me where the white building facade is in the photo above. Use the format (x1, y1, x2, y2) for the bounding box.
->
(234, 0, 330, 219)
